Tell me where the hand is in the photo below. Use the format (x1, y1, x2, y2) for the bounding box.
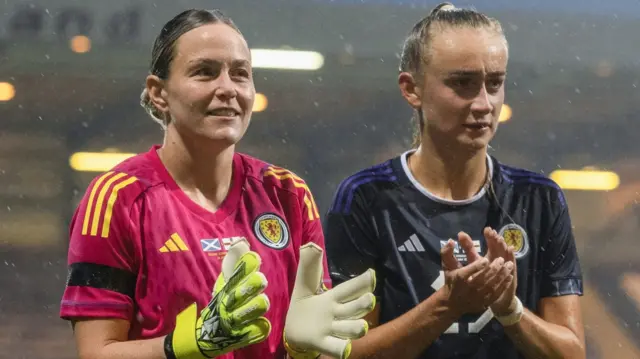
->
(284, 242, 376, 359)
(458, 229, 518, 316)
(482, 227, 510, 263)
(165, 238, 271, 359)
(440, 237, 514, 316)
(483, 229, 519, 315)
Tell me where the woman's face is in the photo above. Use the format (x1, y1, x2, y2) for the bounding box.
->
(401, 27, 509, 151)
(149, 23, 255, 147)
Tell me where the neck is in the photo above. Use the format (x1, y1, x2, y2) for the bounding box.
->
(158, 126, 235, 211)
(408, 138, 489, 201)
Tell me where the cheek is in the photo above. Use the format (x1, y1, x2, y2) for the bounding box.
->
(238, 87, 256, 112)
(430, 92, 467, 119)
(172, 79, 214, 105)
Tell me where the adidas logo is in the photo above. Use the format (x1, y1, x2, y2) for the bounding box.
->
(398, 234, 425, 252)
(159, 233, 189, 253)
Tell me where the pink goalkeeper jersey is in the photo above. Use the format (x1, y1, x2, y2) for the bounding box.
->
(60, 145, 331, 358)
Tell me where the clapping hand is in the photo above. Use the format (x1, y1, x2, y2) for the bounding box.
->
(440, 231, 514, 316)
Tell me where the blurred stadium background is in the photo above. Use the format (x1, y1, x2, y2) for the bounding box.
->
(1, 0, 640, 357)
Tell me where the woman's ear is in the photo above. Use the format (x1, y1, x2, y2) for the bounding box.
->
(145, 75, 169, 113)
(398, 72, 422, 109)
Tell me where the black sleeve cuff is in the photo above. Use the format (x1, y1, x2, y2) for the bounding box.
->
(540, 277, 583, 298)
(164, 332, 177, 359)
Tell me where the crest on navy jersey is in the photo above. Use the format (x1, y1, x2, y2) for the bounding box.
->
(498, 223, 530, 259)
(253, 213, 290, 250)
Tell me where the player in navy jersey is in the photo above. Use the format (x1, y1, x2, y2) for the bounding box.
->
(60, 9, 376, 359)
(323, 3, 585, 359)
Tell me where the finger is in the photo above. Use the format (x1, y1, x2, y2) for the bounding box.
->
(331, 269, 376, 303)
(441, 239, 462, 270)
(506, 246, 517, 270)
(458, 231, 481, 263)
(222, 237, 252, 278)
(334, 292, 376, 320)
(317, 335, 351, 359)
(478, 261, 511, 301)
(236, 317, 272, 345)
(496, 231, 508, 257)
(456, 256, 489, 280)
(483, 227, 498, 258)
(291, 242, 324, 299)
(228, 293, 270, 328)
(468, 257, 504, 289)
(224, 271, 268, 310)
(223, 251, 263, 292)
(331, 319, 369, 339)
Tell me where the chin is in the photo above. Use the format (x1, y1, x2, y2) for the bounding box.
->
(458, 134, 493, 151)
(214, 128, 247, 143)
(193, 127, 245, 146)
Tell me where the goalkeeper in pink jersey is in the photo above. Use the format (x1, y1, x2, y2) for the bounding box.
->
(59, 9, 376, 359)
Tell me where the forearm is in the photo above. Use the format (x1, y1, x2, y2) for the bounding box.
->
(342, 289, 458, 359)
(86, 336, 167, 359)
(504, 308, 585, 359)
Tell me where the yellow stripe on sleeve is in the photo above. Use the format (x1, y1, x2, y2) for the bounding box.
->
(90, 173, 128, 236)
(264, 167, 320, 220)
(82, 172, 114, 235)
(100, 176, 138, 238)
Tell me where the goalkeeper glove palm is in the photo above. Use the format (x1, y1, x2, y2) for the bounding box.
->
(284, 242, 376, 359)
(165, 238, 272, 359)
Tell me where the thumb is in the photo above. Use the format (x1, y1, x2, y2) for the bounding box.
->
(458, 231, 481, 263)
(292, 242, 324, 300)
(440, 239, 461, 270)
(222, 237, 251, 279)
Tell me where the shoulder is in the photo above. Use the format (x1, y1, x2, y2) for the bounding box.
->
(238, 152, 320, 221)
(328, 158, 399, 215)
(493, 157, 567, 209)
(238, 152, 314, 198)
(78, 152, 159, 213)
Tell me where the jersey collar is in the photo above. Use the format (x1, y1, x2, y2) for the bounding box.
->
(399, 149, 493, 206)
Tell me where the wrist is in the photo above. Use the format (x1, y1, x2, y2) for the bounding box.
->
(164, 333, 177, 359)
(493, 296, 523, 327)
(491, 296, 518, 317)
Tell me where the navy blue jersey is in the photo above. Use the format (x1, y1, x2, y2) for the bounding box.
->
(324, 151, 583, 359)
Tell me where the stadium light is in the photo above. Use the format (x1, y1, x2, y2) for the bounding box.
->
(251, 49, 324, 70)
(499, 104, 512, 123)
(0, 82, 16, 102)
(70, 35, 92, 54)
(550, 169, 620, 191)
(253, 93, 268, 112)
(70, 152, 135, 172)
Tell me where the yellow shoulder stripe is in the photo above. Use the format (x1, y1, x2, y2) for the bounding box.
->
(81, 172, 138, 238)
(264, 167, 320, 220)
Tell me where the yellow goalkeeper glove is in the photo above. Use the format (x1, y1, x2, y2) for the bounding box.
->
(284, 242, 376, 359)
(165, 238, 271, 359)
